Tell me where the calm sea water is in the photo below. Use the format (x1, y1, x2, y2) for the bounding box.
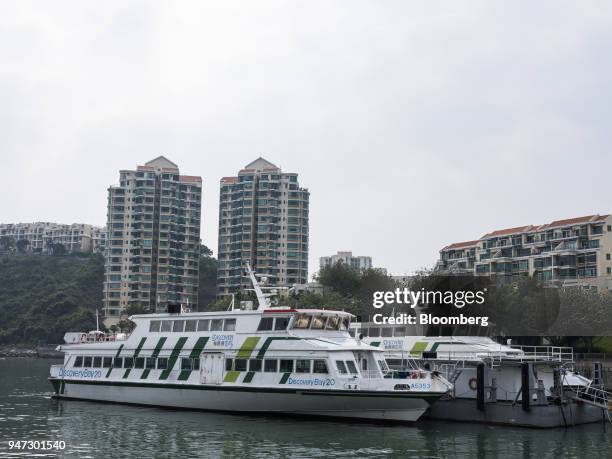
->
(1, 358, 611, 458)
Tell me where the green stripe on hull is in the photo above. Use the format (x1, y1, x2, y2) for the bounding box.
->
(430, 342, 455, 353)
(279, 372, 291, 384)
(409, 341, 428, 356)
(242, 371, 255, 383)
(178, 337, 209, 381)
(159, 337, 188, 380)
(255, 337, 300, 359)
(141, 337, 167, 379)
(223, 371, 240, 382)
(124, 338, 147, 379)
(236, 337, 260, 358)
(106, 344, 124, 378)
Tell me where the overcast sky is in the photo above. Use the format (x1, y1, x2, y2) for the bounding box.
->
(2, 1, 612, 277)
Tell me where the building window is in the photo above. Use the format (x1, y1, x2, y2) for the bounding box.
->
(249, 359, 262, 372)
(235, 359, 247, 371)
(313, 360, 328, 374)
(279, 359, 294, 373)
(296, 360, 311, 373)
(264, 359, 278, 372)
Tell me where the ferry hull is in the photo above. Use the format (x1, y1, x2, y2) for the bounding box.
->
(425, 397, 607, 428)
(49, 378, 442, 422)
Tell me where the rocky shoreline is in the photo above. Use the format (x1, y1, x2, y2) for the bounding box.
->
(0, 345, 63, 358)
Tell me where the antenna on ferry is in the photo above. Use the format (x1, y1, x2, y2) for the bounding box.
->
(246, 263, 271, 310)
(95, 309, 99, 332)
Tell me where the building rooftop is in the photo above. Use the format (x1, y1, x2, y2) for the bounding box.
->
(442, 240, 480, 250)
(441, 213, 611, 251)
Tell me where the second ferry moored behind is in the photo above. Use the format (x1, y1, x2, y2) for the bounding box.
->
(49, 266, 451, 422)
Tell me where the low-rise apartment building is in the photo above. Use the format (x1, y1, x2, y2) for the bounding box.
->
(0, 222, 104, 254)
(437, 214, 612, 291)
(319, 251, 372, 270)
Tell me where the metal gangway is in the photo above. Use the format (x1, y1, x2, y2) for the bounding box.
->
(566, 384, 612, 412)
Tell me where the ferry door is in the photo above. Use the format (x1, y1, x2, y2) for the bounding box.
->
(200, 352, 224, 385)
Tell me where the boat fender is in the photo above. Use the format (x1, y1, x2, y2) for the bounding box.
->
(468, 377, 478, 391)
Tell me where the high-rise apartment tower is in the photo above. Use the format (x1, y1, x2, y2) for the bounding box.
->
(217, 158, 309, 296)
(103, 156, 202, 322)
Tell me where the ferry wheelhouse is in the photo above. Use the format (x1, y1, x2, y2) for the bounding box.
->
(49, 274, 450, 422)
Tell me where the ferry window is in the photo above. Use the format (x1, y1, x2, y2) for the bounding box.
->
(93, 357, 102, 368)
(296, 360, 311, 373)
(249, 359, 262, 372)
(340, 318, 349, 331)
(311, 315, 326, 329)
(264, 359, 278, 372)
(279, 359, 294, 373)
(381, 328, 393, 337)
(225, 359, 233, 371)
(211, 319, 223, 331)
(313, 360, 328, 374)
(113, 357, 123, 368)
(361, 359, 368, 371)
(181, 358, 193, 370)
(146, 357, 156, 369)
(197, 319, 210, 332)
(274, 317, 289, 330)
(235, 359, 247, 371)
(74, 356, 83, 367)
(224, 319, 236, 331)
(368, 327, 381, 337)
(346, 361, 359, 374)
(185, 320, 197, 332)
(293, 314, 311, 329)
(393, 327, 406, 337)
(157, 358, 168, 370)
(83, 356, 92, 367)
(173, 320, 185, 332)
(123, 357, 133, 368)
(103, 357, 112, 368)
(326, 316, 340, 330)
(193, 358, 200, 370)
(336, 361, 348, 374)
(134, 357, 145, 369)
(149, 321, 161, 332)
(257, 317, 274, 331)
(161, 320, 173, 332)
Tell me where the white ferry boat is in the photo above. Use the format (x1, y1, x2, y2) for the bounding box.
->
(350, 322, 610, 427)
(48, 273, 450, 422)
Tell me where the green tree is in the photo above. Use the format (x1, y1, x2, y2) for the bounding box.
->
(0, 253, 104, 344)
(198, 243, 218, 310)
(16, 239, 30, 254)
(0, 235, 16, 252)
(315, 262, 361, 296)
(50, 243, 67, 256)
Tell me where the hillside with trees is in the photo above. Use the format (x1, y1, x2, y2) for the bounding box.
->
(0, 244, 219, 345)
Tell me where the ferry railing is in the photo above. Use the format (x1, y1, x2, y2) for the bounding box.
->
(511, 345, 574, 363)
